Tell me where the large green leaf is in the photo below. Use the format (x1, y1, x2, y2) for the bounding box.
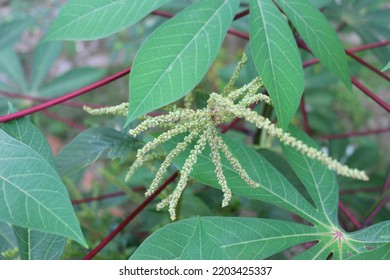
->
(0, 18, 31, 50)
(13, 226, 66, 260)
(0, 130, 87, 247)
(55, 127, 137, 176)
(126, 0, 240, 124)
(249, 0, 304, 128)
(274, 0, 351, 91)
(30, 41, 63, 93)
(282, 126, 339, 227)
(130, 217, 318, 260)
(39, 67, 106, 98)
(1, 104, 67, 259)
(250, 0, 304, 129)
(45, 0, 173, 41)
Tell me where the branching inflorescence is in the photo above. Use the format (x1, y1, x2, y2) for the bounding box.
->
(84, 53, 369, 220)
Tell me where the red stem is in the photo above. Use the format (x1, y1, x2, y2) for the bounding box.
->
(338, 201, 361, 229)
(0, 67, 131, 123)
(348, 40, 390, 53)
(301, 40, 390, 68)
(320, 127, 390, 140)
(72, 187, 145, 205)
(351, 77, 390, 113)
(361, 173, 390, 228)
(72, 191, 125, 205)
(298, 38, 390, 113)
(42, 110, 86, 131)
(233, 9, 249, 20)
(83, 172, 178, 260)
(150, 10, 173, 18)
(228, 28, 249, 40)
(346, 50, 390, 82)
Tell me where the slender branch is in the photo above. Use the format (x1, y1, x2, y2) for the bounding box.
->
(83, 172, 178, 260)
(346, 51, 390, 82)
(338, 201, 361, 229)
(348, 40, 390, 53)
(71, 187, 145, 205)
(233, 9, 249, 20)
(320, 127, 390, 140)
(228, 28, 249, 40)
(299, 36, 390, 113)
(72, 191, 125, 205)
(0, 67, 131, 123)
(301, 40, 390, 68)
(351, 77, 390, 113)
(150, 10, 173, 18)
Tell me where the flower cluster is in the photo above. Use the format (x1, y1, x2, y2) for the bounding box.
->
(84, 53, 368, 220)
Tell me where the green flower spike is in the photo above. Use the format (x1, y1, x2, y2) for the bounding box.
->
(85, 53, 369, 221)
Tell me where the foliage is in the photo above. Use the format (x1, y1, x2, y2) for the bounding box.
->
(0, 0, 388, 260)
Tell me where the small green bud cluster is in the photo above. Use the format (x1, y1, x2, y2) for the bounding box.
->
(83, 102, 128, 116)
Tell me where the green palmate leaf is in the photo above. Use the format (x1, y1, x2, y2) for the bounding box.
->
(249, 0, 304, 129)
(0, 18, 32, 50)
(130, 217, 318, 260)
(382, 61, 390, 72)
(0, 48, 28, 93)
(13, 226, 66, 260)
(1, 104, 67, 260)
(45, 0, 173, 41)
(282, 126, 339, 227)
(30, 41, 63, 92)
(163, 134, 326, 227)
(126, 0, 240, 124)
(39, 67, 106, 98)
(348, 244, 390, 260)
(55, 127, 136, 176)
(0, 130, 87, 247)
(274, 0, 351, 91)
